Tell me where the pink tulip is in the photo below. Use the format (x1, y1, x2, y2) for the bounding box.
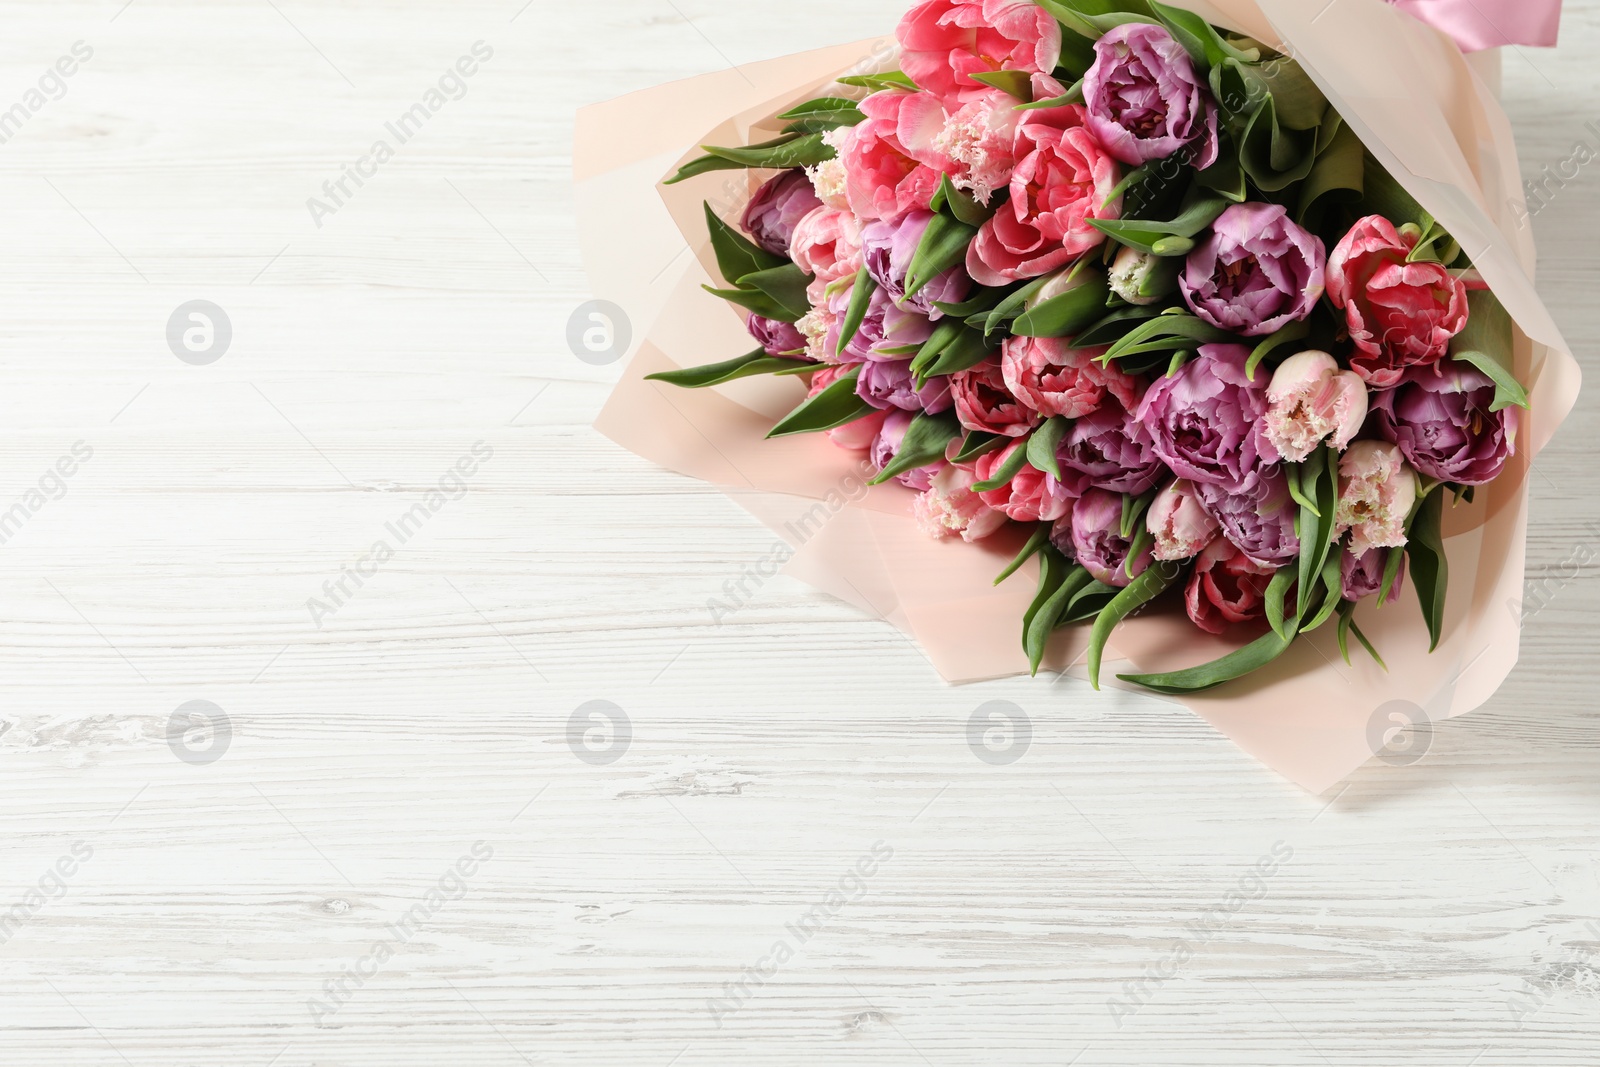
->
(951, 358, 1041, 437)
(789, 207, 863, 284)
(1147, 480, 1220, 562)
(1262, 350, 1369, 462)
(1185, 538, 1278, 635)
(974, 442, 1071, 522)
(914, 465, 1009, 542)
(835, 91, 951, 221)
(897, 0, 1061, 106)
(1000, 334, 1140, 420)
(1334, 441, 1418, 556)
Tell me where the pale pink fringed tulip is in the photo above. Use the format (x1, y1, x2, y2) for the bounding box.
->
(1335, 441, 1418, 556)
(1262, 350, 1368, 463)
(914, 466, 1008, 543)
(1147, 480, 1221, 561)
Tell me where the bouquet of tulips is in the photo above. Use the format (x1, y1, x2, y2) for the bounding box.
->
(645, 0, 1529, 694)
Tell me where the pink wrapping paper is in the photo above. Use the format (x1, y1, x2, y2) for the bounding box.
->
(578, 0, 1580, 792)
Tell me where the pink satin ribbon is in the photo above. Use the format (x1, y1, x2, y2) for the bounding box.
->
(1388, 0, 1562, 52)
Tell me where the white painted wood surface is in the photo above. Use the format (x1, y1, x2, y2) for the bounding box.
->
(0, 1, 1597, 1063)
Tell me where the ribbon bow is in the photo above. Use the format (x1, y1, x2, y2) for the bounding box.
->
(1388, 0, 1561, 52)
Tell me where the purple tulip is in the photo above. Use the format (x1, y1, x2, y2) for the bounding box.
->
(1195, 471, 1300, 569)
(857, 358, 953, 413)
(1341, 546, 1405, 604)
(1371, 364, 1520, 486)
(1057, 402, 1166, 496)
(1136, 343, 1278, 494)
(1181, 204, 1326, 337)
(1083, 23, 1219, 169)
(871, 409, 944, 491)
(741, 170, 823, 258)
(1071, 488, 1155, 588)
(746, 313, 806, 358)
(829, 284, 935, 363)
(861, 210, 973, 319)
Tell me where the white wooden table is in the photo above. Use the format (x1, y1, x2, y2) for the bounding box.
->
(1, 1, 1597, 1064)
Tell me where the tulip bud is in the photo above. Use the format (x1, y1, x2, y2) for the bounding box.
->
(1262, 350, 1369, 463)
(1025, 264, 1096, 309)
(1147, 479, 1220, 561)
(1109, 246, 1180, 306)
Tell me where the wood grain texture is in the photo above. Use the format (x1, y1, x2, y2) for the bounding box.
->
(0, 1, 1597, 1064)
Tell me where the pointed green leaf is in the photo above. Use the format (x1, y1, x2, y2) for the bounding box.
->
(905, 212, 978, 299)
(870, 410, 961, 485)
(973, 439, 1031, 492)
(838, 267, 877, 357)
(1118, 621, 1297, 694)
(645, 348, 804, 388)
(1406, 488, 1449, 652)
(1087, 560, 1183, 689)
(1010, 273, 1113, 337)
(704, 202, 786, 285)
(953, 430, 1006, 464)
(766, 367, 872, 438)
(1027, 416, 1070, 480)
(968, 69, 1033, 101)
(736, 262, 813, 322)
(995, 523, 1052, 586)
(1449, 289, 1529, 412)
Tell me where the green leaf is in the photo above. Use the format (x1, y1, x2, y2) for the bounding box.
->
(736, 262, 813, 322)
(1296, 446, 1339, 619)
(982, 274, 1057, 336)
(1058, 580, 1119, 625)
(1263, 566, 1296, 643)
(968, 69, 1033, 101)
(1087, 561, 1183, 689)
(931, 174, 1000, 227)
(1237, 95, 1319, 193)
(777, 97, 865, 134)
(766, 367, 872, 438)
(1119, 621, 1297, 694)
(1194, 136, 1247, 202)
(870, 410, 961, 485)
(995, 524, 1052, 586)
(1358, 151, 1432, 230)
(1036, 0, 1157, 41)
(1406, 489, 1449, 652)
(1070, 305, 1166, 348)
(1148, 0, 1259, 72)
(837, 71, 918, 93)
(1298, 551, 1345, 634)
(1089, 194, 1229, 255)
(909, 317, 966, 378)
(1296, 118, 1364, 226)
(1010, 273, 1113, 337)
(1449, 289, 1529, 412)
(1103, 313, 1235, 360)
(663, 154, 746, 184)
(645, 348, 803, 388)
(702, 132, 834, 171)
(905, 212, 978, 299)
(1017, 77, 1084, 110)
(921, 327, 1000, 378)
(953, 430, 1006, 464)
(1027, 416, 1071, 481)
(1252, 55, 1327, 131)
(1377, 545, 1404, 608)
(1244, 320, 1310, 380)
(837, 267, 877, 357)
(702, 283, 798, 323)
(973, 439, 1030, 492)
(1028, 564, 1095, 675)
(704, 202, 785, 285)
